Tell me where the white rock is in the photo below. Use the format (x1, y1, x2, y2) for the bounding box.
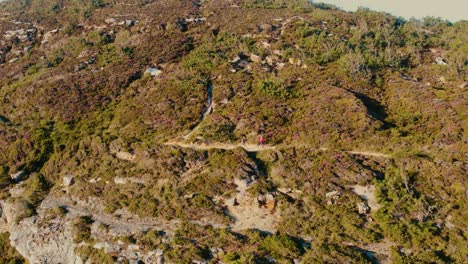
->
(289, 57, 302, 66)
(357, 202, 370, 214)
(63, 175, 75, 186)
(114, 177, 128, 185)
(435, 57, 447, 65)
(276, 62, 286, 70)
(231, 55, 241, 63)
(105, 18, 117, 24)
(127, 244, 140, 251)
(261, 41, 271, 48)
(438, 76, 446, 84)
(11, 171, 26, 182)
(116, 151, 136, 162)
(325, 191, 340, 199)
(8, 212, 82, 263)
(265, 56, 275, 66)
(250, 54, 262, 63)
(144, 68, 163, 77)
(88, 178, 101, 183)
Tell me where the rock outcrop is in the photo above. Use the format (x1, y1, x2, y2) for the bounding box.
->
(0, 199, 82, 264)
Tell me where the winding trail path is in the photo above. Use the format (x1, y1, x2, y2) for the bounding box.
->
(164, 141, 391, 158)
(164, 141, 276, 152)
(183, 82, 214, 140)
(168, 75, 390, 159)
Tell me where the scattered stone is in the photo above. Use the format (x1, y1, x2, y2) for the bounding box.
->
(87, 56, 96, 64)
(256, 193, 276, 210)
(114, 177, 128, 185)
(74, 62, 87, 72)
(127, 244, 140, 251)
(250, 53, 262, 63)
(185, 17, 206, 23)
(94, 241, 121, 252)
(116, 151, 136, 162)
(259, 23, 273, 33)
(145, 249, 165, 264)
(63, 175, 75, 187)
(105, 18, 117, 24)
(41, 29, 59, 45)
(11, 171, 26, 182)
(445, 215, 455, 229)
(265, 56, 275, 66)
(89, 178, 101, 183)
(289, 57, 302, 66)
(276, 62, 286, 70)
(435, 57, 447, 65)
(357, 202, 370, 214)
(125, 20, 137, 27)
(231, 55, 241, 63)
(183, 193, 198, 199)
(260, 41, 271, 49)
(325, 190, 340, 199)
(325, 191, 341, 205)
(210, 247, 224, 259)
(144, 67, 163, 77)
(264, 193, 276, 210)
(459, 83, 467, 89)
(400, 247, 412, 255)
(231, 55, 250, 71)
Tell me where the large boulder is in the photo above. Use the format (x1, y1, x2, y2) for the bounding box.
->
(10, 171, 26, 182)
(357, 202, 370, 214)
(63, 175, 75, 187)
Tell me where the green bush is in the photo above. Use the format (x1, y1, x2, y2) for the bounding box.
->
(76, 245, 115, 264)
(97, 44, 122, 67)
(260, 234, 303, 259)
(302, 243, 373, 263)
(256, 78, 296, 99)
(72, 216, 94, 243)
(0, 233, 25, 264)
(182, 47, 216, 74)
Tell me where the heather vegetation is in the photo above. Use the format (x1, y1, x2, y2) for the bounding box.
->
(0, 0, 466, 263)
(0, 232, 25, 264)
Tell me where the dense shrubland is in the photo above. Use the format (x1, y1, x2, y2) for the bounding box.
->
(0, 0, 466, 262)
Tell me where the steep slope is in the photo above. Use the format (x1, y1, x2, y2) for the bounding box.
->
(0, 0, 466, 263)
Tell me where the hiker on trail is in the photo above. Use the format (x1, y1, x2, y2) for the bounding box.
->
(258, 135, 265, 146)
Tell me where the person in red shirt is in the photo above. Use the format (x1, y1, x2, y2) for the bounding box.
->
(258, 135, 265, 146)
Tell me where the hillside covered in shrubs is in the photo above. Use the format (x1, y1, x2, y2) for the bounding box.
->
(0, 0, 466, 263)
